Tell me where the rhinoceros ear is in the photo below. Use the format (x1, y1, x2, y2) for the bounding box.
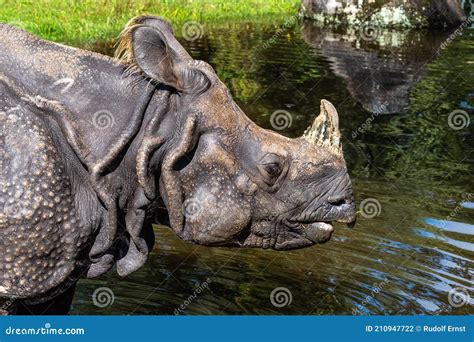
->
(116, 16, 210, 94)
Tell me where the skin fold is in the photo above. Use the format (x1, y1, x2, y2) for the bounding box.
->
(0, 16, 356, 314)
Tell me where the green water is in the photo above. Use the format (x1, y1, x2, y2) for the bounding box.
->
(72, 20, 473, 315)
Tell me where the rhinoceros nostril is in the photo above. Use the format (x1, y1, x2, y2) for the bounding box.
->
(327, 195, 349, 206)
(328, 195, 354, 206)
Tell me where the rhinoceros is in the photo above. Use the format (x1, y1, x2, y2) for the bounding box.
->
(0, 16, 356, 314)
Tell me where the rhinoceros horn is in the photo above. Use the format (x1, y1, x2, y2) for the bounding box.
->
(303, 99, 342, 156)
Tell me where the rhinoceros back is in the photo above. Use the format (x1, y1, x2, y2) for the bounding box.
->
(0, 105, 84, 299)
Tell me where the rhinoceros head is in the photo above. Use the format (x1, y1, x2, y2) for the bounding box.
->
(117, 16, 356, 251)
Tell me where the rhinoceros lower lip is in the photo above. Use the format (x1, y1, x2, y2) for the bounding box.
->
(302, 222, 334, 243)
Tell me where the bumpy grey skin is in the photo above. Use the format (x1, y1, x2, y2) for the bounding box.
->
(0, 104, 84, 308)
(0, 16, 356, 314)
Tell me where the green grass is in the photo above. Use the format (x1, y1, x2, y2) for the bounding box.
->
(0, 0, 300, 44)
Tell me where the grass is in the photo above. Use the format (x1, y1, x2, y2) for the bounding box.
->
(0, 0, 300, 44)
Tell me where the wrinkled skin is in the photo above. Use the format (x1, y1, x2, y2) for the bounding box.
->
(177, 115, 355, 250)
(0, 16, 355, 314)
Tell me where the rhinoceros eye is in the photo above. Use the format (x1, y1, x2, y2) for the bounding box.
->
(258, 153, 284, 185)
(263, 163, 282, 178)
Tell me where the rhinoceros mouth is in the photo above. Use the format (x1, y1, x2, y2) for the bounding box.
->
(287, 220, 334, 244)
(235, 219, 336, 250)
(302, 221, 334, 243)
(285, 220, 334, 238)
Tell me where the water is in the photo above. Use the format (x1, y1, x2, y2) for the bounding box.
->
(72, 19, 473, 315)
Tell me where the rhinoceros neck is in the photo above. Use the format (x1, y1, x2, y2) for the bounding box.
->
(0, 24, 160, 165)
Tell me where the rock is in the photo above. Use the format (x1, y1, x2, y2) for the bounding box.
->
(299, 0, 468, 28)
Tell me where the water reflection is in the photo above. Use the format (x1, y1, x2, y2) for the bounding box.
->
(300, 24, 455, 114)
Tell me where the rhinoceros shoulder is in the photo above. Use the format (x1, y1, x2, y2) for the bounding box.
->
(0, 105, 85, 299)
